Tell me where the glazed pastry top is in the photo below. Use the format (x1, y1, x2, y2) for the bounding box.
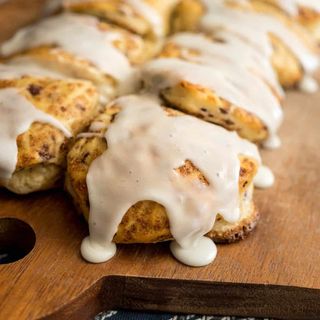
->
(165, 32, 284, 97)
(141, 57, 283, 143)
(81, 94, 261, 264)
(0, 13, 135, 85)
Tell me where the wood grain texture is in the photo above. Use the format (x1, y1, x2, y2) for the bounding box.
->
(0, 1, 319, 319)
(0, 0, 49, 43)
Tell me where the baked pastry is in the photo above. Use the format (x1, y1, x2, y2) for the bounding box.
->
(259, 0, 320, 44)
(161, 32, 284, 99)
(172, 0, 319, 91)
(66, 94, 261, 266)
(141, 57, 283, 148)
(0, 64, 99, 194)
(63, 0, 179, 39)
(0, 13, 153, 102)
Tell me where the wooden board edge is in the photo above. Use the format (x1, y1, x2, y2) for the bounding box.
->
(45, 276, 320, 320)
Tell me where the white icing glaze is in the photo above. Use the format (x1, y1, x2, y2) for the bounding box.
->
(81, 94, 261, 266)
(126, 0, 165, 37)
(0, 13, 133, 83)
(168, 32, 284, 98)
(141, 57, 283, 143)
(278, 0, 320, 15)
(200, 0, 319, 75)
(170, 236, 217, 267)
(0, 88, 71, 183)
(263, 134, 282, 149)
(254, 165, 275, 189)
(299, 75, 319, 93)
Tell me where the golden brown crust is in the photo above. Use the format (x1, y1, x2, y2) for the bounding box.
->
(66, 106, 259, 244)
(64, 0, 179, 39)
(269, 34, 303, 88)
(144, 75, 269, 143)
(16, 122, 69, 171)
(0, 76, 100, 193)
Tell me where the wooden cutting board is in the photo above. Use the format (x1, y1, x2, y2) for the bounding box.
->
(0, 1, 320, 319)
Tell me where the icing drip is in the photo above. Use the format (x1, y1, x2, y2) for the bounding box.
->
(168, 32, 284, 98)
(170, 236, 217, 267)
(299, 75, 319, 93)
(141, 57, 283, 144)
(0, 13, 133, 83)
(254, 165, 275, 189)
(81, 237, 116, 263)
(200, 0, 319, 75)
(263, 134, 282, 149)
(0, 88, 71, 183)
(82, 95, 261, 266)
